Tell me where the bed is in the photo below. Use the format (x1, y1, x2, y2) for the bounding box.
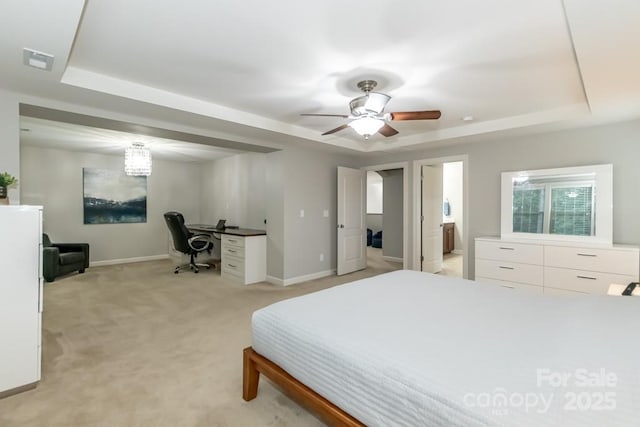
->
(243, 270, 640, 426)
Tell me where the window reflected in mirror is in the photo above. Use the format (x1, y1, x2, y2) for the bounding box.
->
(512, 173, 595, 236)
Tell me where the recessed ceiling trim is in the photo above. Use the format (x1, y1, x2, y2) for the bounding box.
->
(19, 104, 278, 154)
(366, 103, 590, 152)
(61, 66, 364, 152)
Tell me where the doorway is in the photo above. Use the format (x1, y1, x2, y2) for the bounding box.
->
(363, 162, 409, 271)
(413, 156, 468, 278)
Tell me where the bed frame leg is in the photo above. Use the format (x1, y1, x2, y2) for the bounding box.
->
(243, 347, 260, 401)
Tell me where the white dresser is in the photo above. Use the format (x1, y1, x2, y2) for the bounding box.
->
(0, 206, 43, 398)
(221, 232, 267, 285)
(475, 237, 640, 295)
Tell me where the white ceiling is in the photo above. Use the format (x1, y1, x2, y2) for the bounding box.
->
(2, 0, 640, 154)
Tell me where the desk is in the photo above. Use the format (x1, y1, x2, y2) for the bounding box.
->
(188, 225, 267, 285)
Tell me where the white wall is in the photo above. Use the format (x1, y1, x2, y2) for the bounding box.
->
(381, 169, 403, 259)
(443, 161, 463, 252)
(366, 171, 382, 213)
(20, 145, 202, 262)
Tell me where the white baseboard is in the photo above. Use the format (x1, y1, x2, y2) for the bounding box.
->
(90, 254, 169, 267)
(267, 269, 336, 287)
(452, 249, 464, 255)
(382, 255, 403, 263)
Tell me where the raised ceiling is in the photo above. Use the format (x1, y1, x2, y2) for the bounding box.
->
(2, 0, 640, 153)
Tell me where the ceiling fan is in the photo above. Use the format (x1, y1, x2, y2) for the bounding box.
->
(302, 80, 441, 139)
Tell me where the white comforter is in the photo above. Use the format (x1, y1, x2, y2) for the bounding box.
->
(252, 270, 640, 426)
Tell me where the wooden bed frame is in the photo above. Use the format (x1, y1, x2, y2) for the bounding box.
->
(243, 347, 364, 426)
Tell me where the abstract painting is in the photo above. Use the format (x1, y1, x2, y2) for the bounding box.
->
(83, 168, 147, 224)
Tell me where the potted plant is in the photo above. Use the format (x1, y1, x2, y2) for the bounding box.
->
(0, 172, 18, 203)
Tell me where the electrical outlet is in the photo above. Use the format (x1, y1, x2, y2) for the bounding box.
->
(320, 253, 324, 262)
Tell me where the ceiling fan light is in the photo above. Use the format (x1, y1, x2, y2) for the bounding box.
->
(124, 142, 152, 176)
(364, 92, 391, 114)
(349, 117, 385, 138)
(349, 92, 391, 116)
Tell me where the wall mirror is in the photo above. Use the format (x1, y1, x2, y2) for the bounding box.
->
(501, 164, 613, 245)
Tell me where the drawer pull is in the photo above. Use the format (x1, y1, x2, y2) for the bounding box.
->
(499, 266, 514, 270)
(228, 249, 236, 253)
(576, 275, 596, 280)
(228, 264, 237, 268)
(228, 239, 238, 244)
(499, 247, 515, 250)
(577, 253, 597, 257)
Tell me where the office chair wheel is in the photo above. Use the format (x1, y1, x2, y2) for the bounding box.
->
(174, 270, 179, 274)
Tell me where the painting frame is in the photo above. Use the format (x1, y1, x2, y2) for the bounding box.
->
(82, 168, 147, 224)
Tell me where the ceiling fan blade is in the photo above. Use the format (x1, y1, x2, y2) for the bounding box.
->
(389, 110, 441, 121)
(378, 123, 399, 137)
(322, 124, 349, 136)
(301, 113, 350, 118)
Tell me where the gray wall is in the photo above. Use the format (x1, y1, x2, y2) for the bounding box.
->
(200, 152, 267, 229)
(362, 119, 640, 279)
(381, 169, 403, 259)
(282, 146, 359, 280)
(265, 151, 285, 279)
(20, 145, 202, 262)
(0, 90, 20, 204)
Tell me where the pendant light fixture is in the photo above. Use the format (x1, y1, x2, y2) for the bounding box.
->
(124, 142, 152, 176)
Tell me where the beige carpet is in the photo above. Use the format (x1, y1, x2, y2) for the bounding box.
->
(440, 253, 463, 278)
(0, 258, 401, 427)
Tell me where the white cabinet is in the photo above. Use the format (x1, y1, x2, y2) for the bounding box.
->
(0, 206, 43, 397)
(475, 237, 639, 295)
(221, 234, 266, 285)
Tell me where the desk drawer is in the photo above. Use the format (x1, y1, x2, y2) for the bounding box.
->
(222, 245, 244, 259)
(475, 240, 543, 264)
(544, 246, 639, 276)
(544, 266, 635, 295)
(221, 255, 245, 275)
(475, 259, 543, 285)
(222, 235, 245, 248)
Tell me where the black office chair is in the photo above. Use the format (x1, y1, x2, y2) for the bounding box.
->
(164, 211, 213, 274)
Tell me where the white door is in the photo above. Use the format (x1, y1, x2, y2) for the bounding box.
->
(421, 165, 443, 273)
(337, 167, 366, 275)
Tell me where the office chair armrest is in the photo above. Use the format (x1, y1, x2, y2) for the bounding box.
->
(187, 234, 212, 252)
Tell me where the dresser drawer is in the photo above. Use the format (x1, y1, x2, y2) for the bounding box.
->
(475, 240, 543, 264)
(544, 266, 636, 295)
(544, 246, 639, 276)
(475, 259, 544, 285)
(476, 276, 543, 294)
(222, 234, 245, 248)
(544, 287, 586, 296)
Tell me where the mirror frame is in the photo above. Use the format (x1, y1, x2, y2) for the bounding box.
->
(501, 164, 613, 245)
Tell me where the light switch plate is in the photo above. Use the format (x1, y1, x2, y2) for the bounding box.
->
(323, 209, 329, 217)
(299, 209, 304, 218)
